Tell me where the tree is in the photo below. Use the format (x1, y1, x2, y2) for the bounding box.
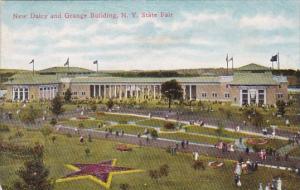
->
(161, 80, 183, 109)
(14, 144, 53, 190)
(51, 95, 64, 118)
(19, 105, 39, 124)
(106, 99, 114, 110)
(276, 100, 286, 116)
(150, 129, 158, 139)
(64, 88, 72, 102)
(40, 125, 53, 139)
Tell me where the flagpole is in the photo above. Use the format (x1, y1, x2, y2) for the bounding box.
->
(277, 52, 280, 70)
(226, 54, 228, 75)
(97, 62, 98, 73)
(33, 60, 35, 76)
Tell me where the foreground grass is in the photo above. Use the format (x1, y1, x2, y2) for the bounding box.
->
(0, 128, 300, 190)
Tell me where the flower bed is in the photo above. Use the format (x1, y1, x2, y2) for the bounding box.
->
(246, 137, 268, 145)
(76, 115, 89, 120)
(116, 144, 132, 152)
(208, 161, 224, 168)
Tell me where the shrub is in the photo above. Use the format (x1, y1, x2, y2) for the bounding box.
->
(78, 123, 84, 128)
(50, 118, 57, 126)
(164, 122, 175, 130)
(51, 136, 57, 143)
(40, 125, 53, 138)
(90, 102, 97, 112)
(159, 164, 169, 177)
(148, 170, 160, 180)
(15, 131, 24, 138)
(119, 183, 130, 190)
(85, 148, 91, 156)
(150, 129, 158, 139)
(192, 160, 205, 170)
(0, 124, 10, 132)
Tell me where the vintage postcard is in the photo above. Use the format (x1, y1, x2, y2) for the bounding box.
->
(0, 1, 299, 190)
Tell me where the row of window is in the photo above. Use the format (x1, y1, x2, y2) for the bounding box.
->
(201, 92, 230, 98)
(63, 91, 86, 96)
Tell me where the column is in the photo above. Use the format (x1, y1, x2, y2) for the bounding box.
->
(143, 85, 145, 99)
(125, 85, 128, 99)
(136, 85, 139, 99)
(159, 85, 162, 99)
(183, 85, 186, 100)
(147, 85, 150, 98)
(17, 88, 20, 101)
(153, 85, 156, 99)
(247, 90, 250, 105)
(255, 90, 258, 104)
(119, 85, 122, 99)
(189, 85, 192, 100)
(264, 89, 266, 105)
(93, 85, 96, 98)
(98, 85, 102, 98)
(109, 85, 112, 98)
(130, 85, 133, 97)
(104, 85, 106, 99)
(114, 85, 117, 98)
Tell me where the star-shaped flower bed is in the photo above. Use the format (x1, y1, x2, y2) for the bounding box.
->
(56, 159, 143, 189)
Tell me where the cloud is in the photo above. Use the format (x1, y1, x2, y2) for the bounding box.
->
(239, 14, 296, 30)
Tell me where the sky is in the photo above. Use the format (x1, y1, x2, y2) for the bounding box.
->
(1, 0, 299, 71)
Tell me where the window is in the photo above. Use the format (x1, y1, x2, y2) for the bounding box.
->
(242, 90, 248, 105)
(258, 90, 264, 105)
(82, 92, 86, 95)
(277, 93, 283, 99)
(226, 84, 229, 88)
(201, 93, 207, 98)
(212, 93, 218, 98)
(224, 93, 230, 98)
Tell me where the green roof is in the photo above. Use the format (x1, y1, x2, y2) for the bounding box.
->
(237, 63, 270, 71)
(4, 73, 60, 85)
(39, 67, 94, 74)
(230, 72, 278, 85)
(71, 76, 221, 84)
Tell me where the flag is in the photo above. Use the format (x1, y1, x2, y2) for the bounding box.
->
(29, 59, 34, 64)
(226, 54, 228, 62)
(229, 57, 233, 62)
(270, 55, 278, 62)
(64, 58, 69, 66)
(93, 60, 98, 64)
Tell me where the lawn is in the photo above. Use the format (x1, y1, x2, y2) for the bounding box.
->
(159, 132, 233, 145)
(185, 125, 256, 139)
(1, 127, 300, 190)
(289, 146, 300, 157)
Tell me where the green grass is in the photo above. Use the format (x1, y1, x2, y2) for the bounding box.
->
(1, 128, 299, 190)
(289, 146, 300, 157)
(105, 124, 146, 134)
(159, 132, 233, 145)
(185, 125, 256, 139)
(136, 119, 175, 128)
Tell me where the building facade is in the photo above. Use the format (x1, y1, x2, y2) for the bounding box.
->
(3, 64, 288, 106)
